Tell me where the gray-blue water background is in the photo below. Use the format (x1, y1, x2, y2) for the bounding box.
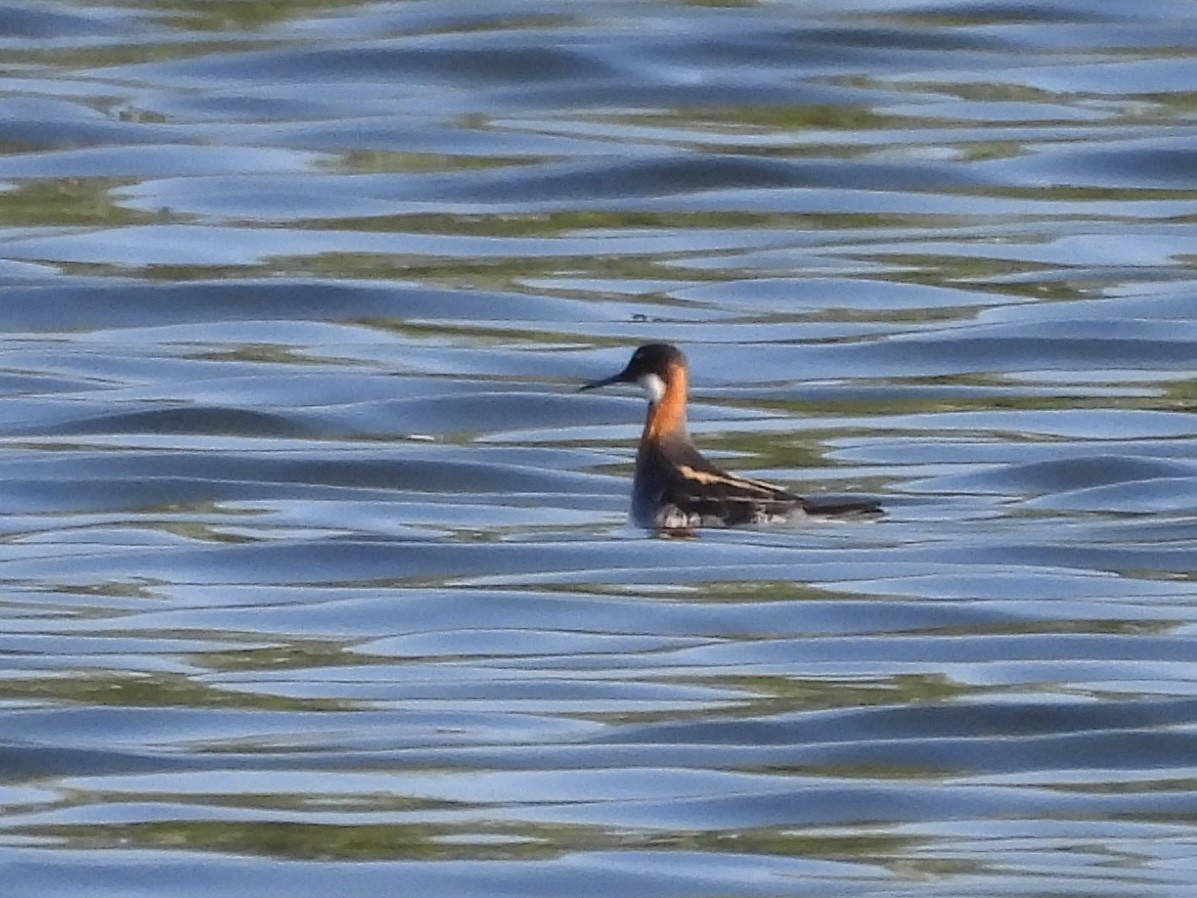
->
(4, 1, 1197, 895)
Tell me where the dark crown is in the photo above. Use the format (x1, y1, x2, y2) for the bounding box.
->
(624, 343, 686, 378)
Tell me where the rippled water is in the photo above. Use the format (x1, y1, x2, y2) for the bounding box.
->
(4, 1, 1197, 895)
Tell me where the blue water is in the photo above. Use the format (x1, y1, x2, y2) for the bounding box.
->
(3, 2, 1197, 895)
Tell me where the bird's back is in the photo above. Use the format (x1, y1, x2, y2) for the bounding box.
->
(633, 437, 878, 528)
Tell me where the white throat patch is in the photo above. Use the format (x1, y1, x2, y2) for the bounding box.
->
(637, 373, 666, 404)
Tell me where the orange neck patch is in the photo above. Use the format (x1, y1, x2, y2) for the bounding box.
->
(643, 361, 688, 441)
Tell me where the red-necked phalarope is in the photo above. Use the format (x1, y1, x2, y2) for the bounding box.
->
(580, 343, 882, 529)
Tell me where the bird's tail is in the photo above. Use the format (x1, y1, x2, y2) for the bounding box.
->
(800, 498, 884, 520)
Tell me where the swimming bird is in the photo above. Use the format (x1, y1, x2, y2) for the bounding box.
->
(580, 343, 882, 529)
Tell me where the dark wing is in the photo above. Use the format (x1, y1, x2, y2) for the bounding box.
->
(659, 443, 882, 525)
(660, 445, 802, 526)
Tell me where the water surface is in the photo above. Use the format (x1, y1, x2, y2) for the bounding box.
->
(3, 1, 1197, 896)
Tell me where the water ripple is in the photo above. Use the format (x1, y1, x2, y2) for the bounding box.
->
(4, 1, 1197, 897)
